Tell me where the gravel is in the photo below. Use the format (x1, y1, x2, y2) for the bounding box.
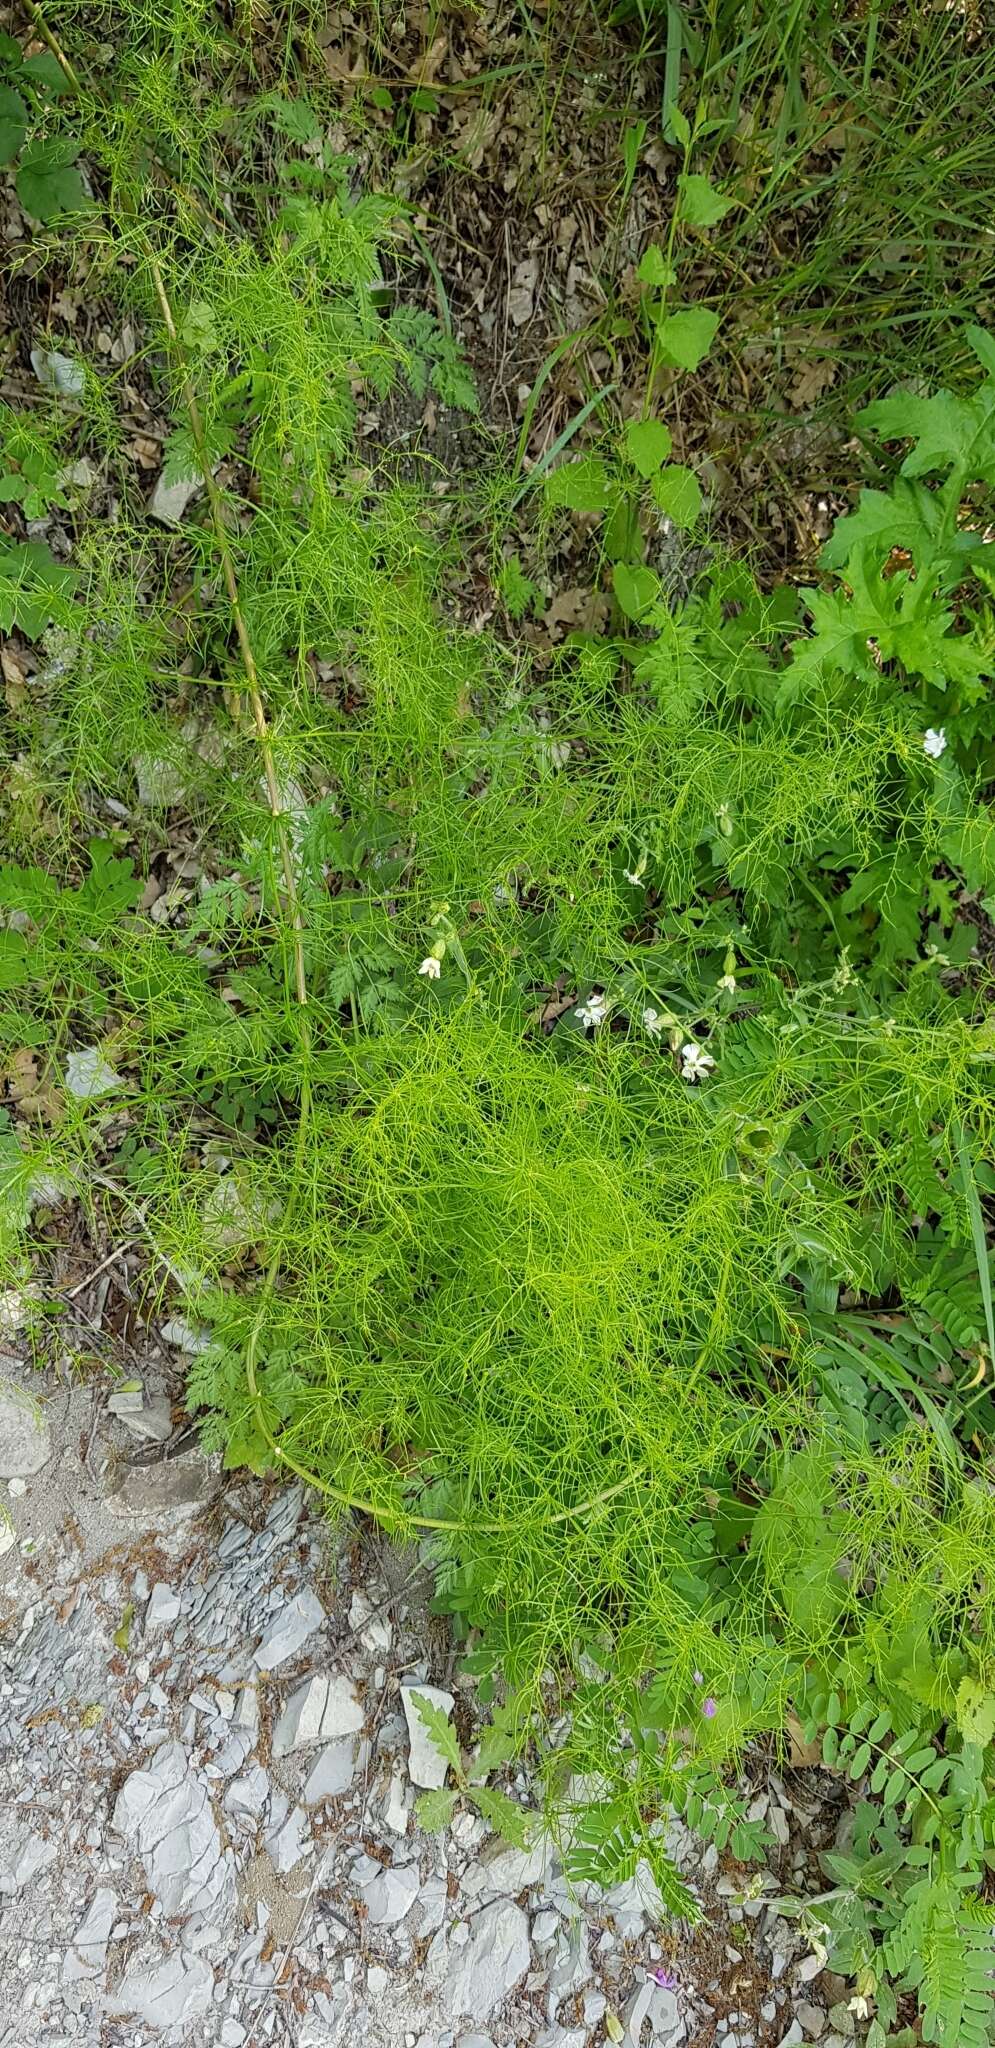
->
(0, 1348, 837, 2048)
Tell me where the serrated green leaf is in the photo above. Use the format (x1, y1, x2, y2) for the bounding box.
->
(637, 242, 675, 289)
(0, 83, 27, 163)
(411, 1690, 462, 1773)
(472, 1784, 533, 1847)
(655, 307, 719, 372)
(545, 455, 614, 514)
(16, 137, 86, 221)
(623, 417, 672, 478)
(416, 1785, 458, 1831)
(955, 1677, 995, 1748)
(652, 462, 703, 528)
(20, 49, 70, 96)
(678, 172, 732, 227)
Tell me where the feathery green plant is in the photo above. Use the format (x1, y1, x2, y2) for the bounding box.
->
(3, 9, 995, 2042)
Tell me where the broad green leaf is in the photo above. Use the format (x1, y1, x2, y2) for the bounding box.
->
(623, 417, 672, 478)
(654, 307, 719, 372)
(637, 242, 675, 289)
(20, 50, 70, 96)
(820, 477, 969, 573)
(667, 103, 691, 150)
(955, 1676, 995, 1748)
(0, 82, 27, 162)
(16, 137, 86, 221)
(545, 455, 614, 514)
(612, 561, 660, 621)
(416, 1786, 458, 1831)
(966, 323, 995, 375)
(678, 173, 732, 227)
(0, 537, 77, 638)
(652, 462, 702, 527)
(858, 386, 995, 478)
(412, 1690, 462, 1773)
(0, 932, 30, 992)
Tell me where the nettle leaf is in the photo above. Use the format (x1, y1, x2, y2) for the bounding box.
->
(652, 462, 703, 528)
(678, 173, 733, 227)
(655, 307, 719, 372)
(623, 417, 672, 479)
(0, 84, 27, 164)
(16, 137, 86, 221)
(545, 455, 614, 514)
(613, 561, 660, 621)
(416, 1786, 458, 1831)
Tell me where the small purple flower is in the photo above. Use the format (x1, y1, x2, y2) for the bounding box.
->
(651, 1966, 678, 1990)
(692, 1670, 704, 1686)
(701, 1696, 718, 1719)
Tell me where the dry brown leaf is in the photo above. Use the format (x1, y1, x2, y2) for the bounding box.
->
(5, 1047, 63, 1123)
(790, 359, 838, 409)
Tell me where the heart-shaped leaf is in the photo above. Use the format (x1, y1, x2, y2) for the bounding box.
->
(652, 464, 703, 528)
(678, 173, 733, 227)
(623, 417, 673, 479)
(655, 307, 719, 372)
(613, 561, 660, 621)
(16, 137, 86, 221)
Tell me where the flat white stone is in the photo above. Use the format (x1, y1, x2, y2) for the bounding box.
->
(434, 1900, 530, 2021)
(254, 1589, 324, 1669)
(105, 1948, 213, 2026)
(0, 1377, 51, 1479)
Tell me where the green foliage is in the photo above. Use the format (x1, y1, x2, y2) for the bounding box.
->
(3, 13, 995, 2038)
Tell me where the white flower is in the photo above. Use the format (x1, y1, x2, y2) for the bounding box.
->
(419, 955, 442, 980)
(642, 1007, 664, 1036)
(923, 726, 947, 759)
(717, 973, 737, 994)
(680, 1041, 715, 1082)
(576, 992, 610, 1030)
(624, 851, 648, 886)
(848, 1995, 870, 2021)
